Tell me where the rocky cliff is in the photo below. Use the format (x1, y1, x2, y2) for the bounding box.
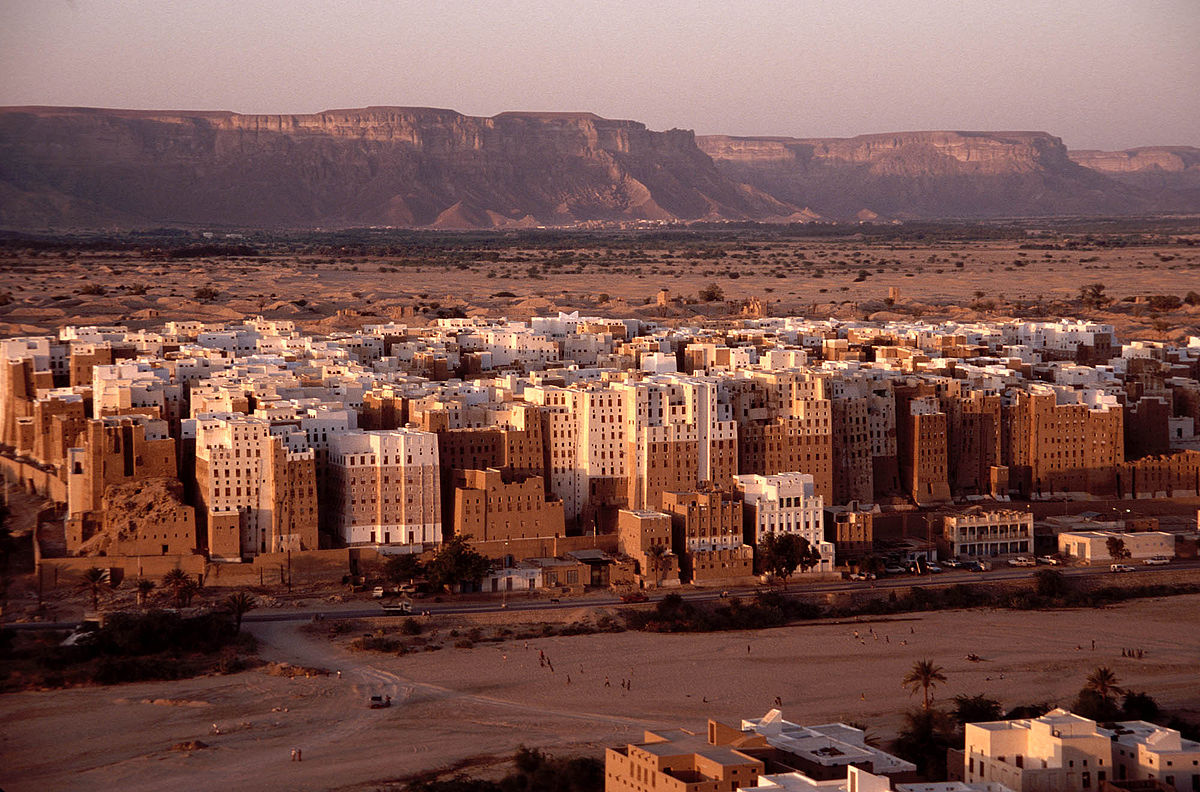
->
(0, 107, 1194, 230)
(697, 131, 1162, 220)
(0, 106, 792, 229)
(1068, 146, 1200, 209)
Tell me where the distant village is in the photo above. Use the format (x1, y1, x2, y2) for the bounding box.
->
(2, 310, 1199, 593)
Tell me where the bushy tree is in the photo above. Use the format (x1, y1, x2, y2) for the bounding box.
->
(952, 694, 1004, 726)
(425, 536, 493, 592)
(1034, 568, 1070, 598)
(758, 532, 821, 589)
(894, 708, 956, 778)
(1106, 536, 1131, 562)
(384, 553, 423, 584)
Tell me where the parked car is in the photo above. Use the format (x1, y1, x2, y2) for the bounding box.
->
(1007, 556, 1036, 567)
(963, 561, 987, 572)
(1110, 563, 1136, 573)
(1035, 555, 1061, 565)
(883, 564, 906, 575)
(1142, 556, 1171, 566)
(924, 563, 943, 574)
(847, 571, 876, 581)
(941, 559, 964, 569)
(371, 586, 386, 599)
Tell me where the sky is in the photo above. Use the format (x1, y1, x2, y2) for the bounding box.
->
(1, 0, 1197, 150)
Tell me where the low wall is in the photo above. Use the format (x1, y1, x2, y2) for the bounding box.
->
(0, 454, 66, 502)
(37, 553, 207, 590)
(203, 548, 352, 588)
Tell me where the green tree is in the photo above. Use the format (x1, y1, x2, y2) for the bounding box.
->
(758, 532, 821, 589)
(425, 536, 493, 592)
(161, 568, 193, 607)
(1034, 568, 1070, 599)
(1085, 666, 1125, 701)
(952, 694, 1004, 726)
(383, 553, 423, 585)
(134, 578, 156, 608)
(644, 544, 668, 587)
(903, 658, 948, 711)
(1121, 691, 1160, 721)
(1106, 536, 1131, 562)
(893, 708, 956, 778)
(224, 591, 256, 633)
(79, 567, 110, 610)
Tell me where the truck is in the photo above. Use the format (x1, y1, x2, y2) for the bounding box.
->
(381, 599, 413, 615)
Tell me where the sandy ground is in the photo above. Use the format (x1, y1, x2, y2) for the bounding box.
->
(2, 241, 1199, 341)
(2, 595, 1198, 792)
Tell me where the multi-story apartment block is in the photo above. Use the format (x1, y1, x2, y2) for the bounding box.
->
(1004, 386, 1123, 498)
(941, 509, 1034, 559)
(662, 488, 754, 584)
(452, 467, 563, 544)
(735, 472, 834, 572)
(616, 508, 680, 587)
(190, 413, 318, 560)
(327, 428, 440, 548)
(616, 375, 738, 512)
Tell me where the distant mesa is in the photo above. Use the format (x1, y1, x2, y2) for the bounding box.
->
(0, 105, 1196, 231)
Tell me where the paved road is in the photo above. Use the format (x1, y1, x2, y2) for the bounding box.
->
(8, 559, 1198, 631)
(242, 558, 1200, 623)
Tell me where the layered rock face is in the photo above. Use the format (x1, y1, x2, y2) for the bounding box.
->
(0, 106, 1195, 229)
(1069, 146, 1200, 209)
(0, 106, 791, 229)
(697, 131, 1156, 219)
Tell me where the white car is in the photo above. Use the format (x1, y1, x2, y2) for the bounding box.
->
(1110, 564, 1136, 573)
(1007, 556, 1036, 567)
(1142, 556, 1171, 566)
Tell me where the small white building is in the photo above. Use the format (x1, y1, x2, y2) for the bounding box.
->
(1056, 530, 1175, 564)
(964, 708, 1113, 792)
(1109, 720, 1200, 792)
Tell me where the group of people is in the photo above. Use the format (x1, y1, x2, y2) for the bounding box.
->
(1122, 647, 1147, 659)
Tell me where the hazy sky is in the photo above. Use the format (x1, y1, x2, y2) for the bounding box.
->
(1, 0, 1197, 150)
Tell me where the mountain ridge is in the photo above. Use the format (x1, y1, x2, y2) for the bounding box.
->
(0, 105, 1195, 230)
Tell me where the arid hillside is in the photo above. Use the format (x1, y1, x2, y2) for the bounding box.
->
(1, 106, 1197, 230)
(0, 106, 791, 230)
(697, 131, 1172, 220)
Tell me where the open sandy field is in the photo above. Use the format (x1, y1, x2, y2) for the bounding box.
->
(2, 595, 1198, 792)
(2, 235, 1199, 342)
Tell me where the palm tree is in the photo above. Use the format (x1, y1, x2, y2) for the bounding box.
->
(135, 578, 156, 608)
(645, 545, 668, 587)
(903, 659, 948, 711)
(224, 592, 256, 633)
(161, 568, 192, 607)
(78, 567, 109, 610)
(1085, 666, 1125, 701)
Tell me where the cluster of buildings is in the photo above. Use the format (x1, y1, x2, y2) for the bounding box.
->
(606, 708, 1200, 792)
(2, 312, 1198, 588)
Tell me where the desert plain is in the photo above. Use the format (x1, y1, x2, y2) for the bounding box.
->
(1, 594, 1199, 792)
(2, 227, 1199, 342)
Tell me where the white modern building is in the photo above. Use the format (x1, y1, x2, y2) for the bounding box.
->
(735, 472, 835, 572)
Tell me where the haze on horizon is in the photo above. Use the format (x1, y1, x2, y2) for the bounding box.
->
(1, 0, 1197, 151)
